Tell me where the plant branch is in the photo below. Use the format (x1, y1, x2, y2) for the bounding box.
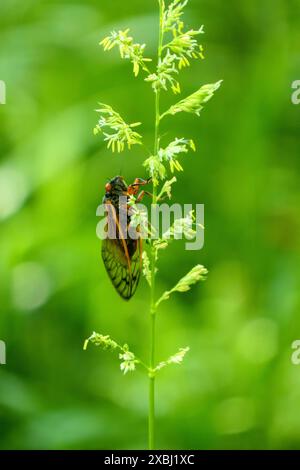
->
(149, 0, 165, 451)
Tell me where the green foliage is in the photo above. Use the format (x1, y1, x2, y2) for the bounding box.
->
(83, 332, 118, 351)
(161, 210, 202, 240)
(84, 333, 140, 375)
(157, 177, 177, 200)
(94, 103, 142, 152)
(158, 138, 196, 173)
(164, 27, 204, 69)
(155, 347, 190, 372)
(145, 50, 181, 94)
(142, 251, 152, 287)
(119, 348, 139, 374)
(161, 80, 223, 119)
(155, 265, 208, 307)
(161, 0, 205, 75)
(143, 139, 195, 186)
(144, 0, 205, 93)
(84, 330, 191, 377)
(100, 29, 152, 76)
(143, 155, 167, 186)
(163, 0, 189, 32)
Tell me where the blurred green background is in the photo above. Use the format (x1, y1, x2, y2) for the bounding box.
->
(0, 0, 300, 450)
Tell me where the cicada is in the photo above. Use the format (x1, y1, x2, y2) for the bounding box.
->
(101, 176, 151, 300)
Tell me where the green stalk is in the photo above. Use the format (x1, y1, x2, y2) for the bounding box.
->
(148, 0, 164, 451)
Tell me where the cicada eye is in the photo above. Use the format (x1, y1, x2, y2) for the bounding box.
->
(105, 183, 112, 193)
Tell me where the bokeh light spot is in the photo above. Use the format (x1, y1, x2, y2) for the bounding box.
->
(12, 262, 52, 312)
(237, 317, 279, 364)
(214, 397, 255, 435)
(0, 165, 28, 221)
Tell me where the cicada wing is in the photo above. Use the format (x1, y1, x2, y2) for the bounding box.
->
(101, 237, 141, 300)
(101, 199, 141, 300)
(127, 237, 142, 298)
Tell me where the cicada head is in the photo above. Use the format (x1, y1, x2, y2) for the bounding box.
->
(103, 176, 128, 206)
(107, 176, 127, 194)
